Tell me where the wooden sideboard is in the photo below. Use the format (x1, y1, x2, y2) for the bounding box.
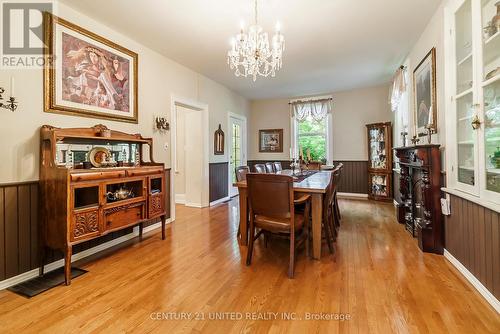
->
(39, 125, 167, 285)
(394, 145, 443, 254)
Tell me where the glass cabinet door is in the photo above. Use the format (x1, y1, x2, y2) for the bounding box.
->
(480, 0, 500, 198)
(454, 0, 480, 193)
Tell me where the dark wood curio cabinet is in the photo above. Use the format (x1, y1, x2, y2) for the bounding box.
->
(366, 122, 393, 201)
(394, 145, 443, 254)
(39, 124, 167, 285)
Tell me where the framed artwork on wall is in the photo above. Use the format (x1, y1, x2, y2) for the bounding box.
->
(43, 13, 138, 123)
(413, 47, 437, 137)
(259, 129, 283, 152)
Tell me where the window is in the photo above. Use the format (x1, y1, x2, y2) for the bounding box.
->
(297, 116, 328, 161)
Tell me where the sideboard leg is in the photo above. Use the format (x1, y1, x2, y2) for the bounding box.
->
(64, 245, 72, 286)
(39, 246, 46, 277)
(139, 223, 143, 240)
(161, 215, 166, 240)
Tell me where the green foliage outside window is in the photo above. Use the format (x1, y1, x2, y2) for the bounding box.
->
(298, 117, 327, 162)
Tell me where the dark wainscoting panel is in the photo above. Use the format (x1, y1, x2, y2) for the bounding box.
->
(209, 162, 228, 202)
(333, 160, 368, 194)
(0, 169, 171, 281)
(445, 194, 500, 299)
(247, 160, 368, 194)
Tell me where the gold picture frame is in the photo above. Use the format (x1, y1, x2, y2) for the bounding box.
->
(43, 12, 138, 123)
(413, 47, 437, 137)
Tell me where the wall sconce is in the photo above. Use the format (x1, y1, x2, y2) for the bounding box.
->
(0, 87, 18, 112)
(155, 116, 169, 131)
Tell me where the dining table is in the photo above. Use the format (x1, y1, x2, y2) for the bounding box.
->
(233, 170, 333, 260)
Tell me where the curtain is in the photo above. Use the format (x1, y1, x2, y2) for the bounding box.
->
(390, 67, 407, 112)
(291, 99, 332, 121)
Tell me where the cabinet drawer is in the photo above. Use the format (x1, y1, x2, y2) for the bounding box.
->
(71, 170, 126, 182)
(71, 209, 100, 242)
(126, 168, 163, 177)
(104, 202, 145, 231)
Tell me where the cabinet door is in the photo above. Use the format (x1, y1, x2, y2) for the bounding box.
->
(451, 0, 481, 195)
(367, 124, 390, 172)
(479, 0, 500, 202)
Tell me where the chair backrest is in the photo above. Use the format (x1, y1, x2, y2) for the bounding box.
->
(235, 166, 250, 182)
(273, 162, 283, 172)
(254, 164, 267, 173)
(246, 173, 294, 219)
(324, 171, 337, 209)
(265, 162, 275, 173)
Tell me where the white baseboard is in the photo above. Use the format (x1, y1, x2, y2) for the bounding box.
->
(210, 196, 230, 206)
(444, 249, 500, 313)
(175, 194, 186, 204)
(0, 218, 171, 291)
(185, 202, 203, 208)
(337, 192, 368, 199)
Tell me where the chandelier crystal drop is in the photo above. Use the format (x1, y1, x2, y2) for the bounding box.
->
(227, 0, 285, 81)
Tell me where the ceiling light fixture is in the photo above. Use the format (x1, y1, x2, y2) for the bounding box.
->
(227, 0, 285, 81)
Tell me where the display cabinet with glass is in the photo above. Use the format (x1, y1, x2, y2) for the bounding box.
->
(446, 0, 500, 205)
(366, 122, 393, 201)
(39, 124, 168, 285)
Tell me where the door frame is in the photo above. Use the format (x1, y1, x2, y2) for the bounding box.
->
(170, 95, 210, 221)
(228, 112, 247, 197)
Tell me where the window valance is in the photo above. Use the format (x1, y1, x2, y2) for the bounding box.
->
(290, 97, 333, 122)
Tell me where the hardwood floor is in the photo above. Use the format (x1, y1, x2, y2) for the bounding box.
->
(0, 198, 499, 333)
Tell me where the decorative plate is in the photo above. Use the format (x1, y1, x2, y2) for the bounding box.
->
(88, 147, 111, 168)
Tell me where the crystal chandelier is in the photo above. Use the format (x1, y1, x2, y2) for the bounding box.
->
(227, 0, 285, 81)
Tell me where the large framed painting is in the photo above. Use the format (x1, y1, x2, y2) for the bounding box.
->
(43, 13, 138, 123)
(413, 47, 437, 136)
(259, 129, 283, 152)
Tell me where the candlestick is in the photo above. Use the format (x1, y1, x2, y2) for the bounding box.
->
(10, 77, 15, 97)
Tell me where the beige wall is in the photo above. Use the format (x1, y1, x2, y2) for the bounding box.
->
(404, 0, 446, 146)
(0, 2, 249, 183)
(249, 84, 392, 161)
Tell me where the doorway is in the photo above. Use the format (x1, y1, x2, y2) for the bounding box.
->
(228, 113, 247, 197)
(170, 97, 209, 221)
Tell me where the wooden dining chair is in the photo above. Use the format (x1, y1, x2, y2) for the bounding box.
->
(246, 174, 311, 278)
(273, 162, 283, 172)
(265, 162, 275, 173)
(333, 163, 343, 226)
(254, 164, 267, 173)
(235, 166, 250, 182)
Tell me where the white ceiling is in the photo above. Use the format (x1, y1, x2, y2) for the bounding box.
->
(60, 0, 441, 100)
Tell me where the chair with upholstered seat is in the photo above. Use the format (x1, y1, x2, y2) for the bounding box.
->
(273, 162, 283, 172)
(265, 162, 275, 173)
(246, 173, 310, 278)
(254, 164, 267, 173)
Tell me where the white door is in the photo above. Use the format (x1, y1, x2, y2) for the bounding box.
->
(229, 115, 246, 197)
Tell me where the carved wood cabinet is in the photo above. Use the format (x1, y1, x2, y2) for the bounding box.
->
(394, 145, 443, 254)
(39, 125, 167, 285)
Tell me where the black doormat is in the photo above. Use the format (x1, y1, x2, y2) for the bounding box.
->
(7, 267, 87, 298)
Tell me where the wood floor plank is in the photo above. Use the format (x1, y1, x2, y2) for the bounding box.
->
(0, 199, 498, 333)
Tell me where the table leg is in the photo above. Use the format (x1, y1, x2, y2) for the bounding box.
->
(238, 188, 248, 246)
(312, 193, 323, 260)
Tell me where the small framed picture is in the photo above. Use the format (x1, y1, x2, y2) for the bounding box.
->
(413, 47, 437, 137)
(259, 129, 283, 152)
